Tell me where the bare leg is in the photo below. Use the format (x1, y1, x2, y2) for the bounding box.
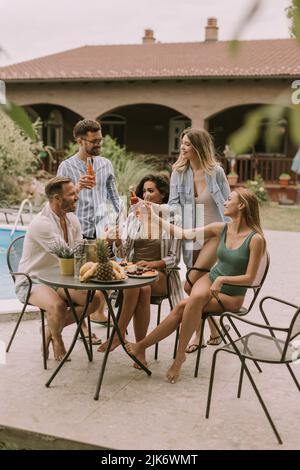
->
(185, 237, 219, 352)
(90, 291, 107, 322)
(125, 299, 188, 357)
(132, 286, 151, 368)
(168, 278, 244, 382)
(29, 286, 73, 361)
(98, 287, 141, 352)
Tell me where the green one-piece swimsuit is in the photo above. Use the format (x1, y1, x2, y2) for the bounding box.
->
(209, 224, 256, 297)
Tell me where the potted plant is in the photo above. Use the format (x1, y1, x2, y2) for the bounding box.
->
(49, 239, 77, 275)
(278, 173, 291, 187)
(227, 171, 238, 186)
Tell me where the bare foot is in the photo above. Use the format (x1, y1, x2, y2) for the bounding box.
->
(125, 341, 145, 358)
(51, 334, 68, 362)
(166, 356, 186, 384)
(97, 336, 122, 353)
(133, 353, 148, 370)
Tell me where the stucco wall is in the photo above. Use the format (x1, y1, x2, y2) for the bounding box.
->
(5, 78, 291, 126)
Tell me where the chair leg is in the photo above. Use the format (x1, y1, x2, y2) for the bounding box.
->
(211, 317, 228, 345)
(6, 302, 28, 352)
(205, 349, 221, 419)
(194, 317, 206, 378)
(237, 359, 245, 398)
(154, 303, 162, 360)
(87, 316, 93, 360)
(286, 363, 300, 391)
(40, 310, 47, 370)
(243, 362, 283, 445)
(173, 327, 180, 359)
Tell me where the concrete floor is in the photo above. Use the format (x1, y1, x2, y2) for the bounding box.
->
(0, 230, 299, 450)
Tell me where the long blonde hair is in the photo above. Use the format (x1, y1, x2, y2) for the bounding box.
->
(235, 187, 266, 252)
(172, 127, 218, 174)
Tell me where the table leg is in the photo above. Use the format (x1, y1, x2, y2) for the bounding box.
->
(94, 290, 151, 401)
(45, 289, 93, 388)
(64, 288, 94, 361)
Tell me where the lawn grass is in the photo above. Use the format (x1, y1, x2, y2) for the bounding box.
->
(260, 203, 300, 232)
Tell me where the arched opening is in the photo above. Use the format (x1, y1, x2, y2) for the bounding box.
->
(206, 104, 295, 184)
(207, 104, 290, 156)
(98, 104, 191, 156)
(23, 103, 83, 150)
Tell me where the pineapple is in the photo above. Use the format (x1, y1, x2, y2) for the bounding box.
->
(96, 239, 115, 281)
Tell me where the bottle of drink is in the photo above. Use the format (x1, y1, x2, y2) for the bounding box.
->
(86, 157, 95, 177)
(129, 186, 139, 205)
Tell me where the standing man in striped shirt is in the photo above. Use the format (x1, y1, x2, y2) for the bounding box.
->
(57, 119, 122, 325)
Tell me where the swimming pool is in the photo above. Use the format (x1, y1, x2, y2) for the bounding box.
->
(0, 227, 27, 300)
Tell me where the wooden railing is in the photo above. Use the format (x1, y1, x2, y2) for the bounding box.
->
(48, 151, 294, 184)
(218, 154, 294, 183)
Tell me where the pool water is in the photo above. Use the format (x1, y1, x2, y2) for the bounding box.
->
(0, 228, 27, 300)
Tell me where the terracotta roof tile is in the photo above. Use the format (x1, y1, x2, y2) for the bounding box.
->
(0, 39, 299, 81)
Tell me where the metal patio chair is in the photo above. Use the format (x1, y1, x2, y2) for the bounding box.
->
(205, 296, 300, 445)
(6, 235, 48, 369)
(174, 252, 270, 377)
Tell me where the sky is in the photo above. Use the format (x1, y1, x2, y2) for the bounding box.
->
(0, 0, 292, 66)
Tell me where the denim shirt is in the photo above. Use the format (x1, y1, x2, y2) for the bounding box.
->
(168, 165, 231, 267)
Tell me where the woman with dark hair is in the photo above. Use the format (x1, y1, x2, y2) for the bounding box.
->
(126, 188, 266, 383)
(135, 175, 170, 204)
(98, 174, 183, 368)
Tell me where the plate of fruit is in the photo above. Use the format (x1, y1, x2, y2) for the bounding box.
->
(125, 265, 158, 278)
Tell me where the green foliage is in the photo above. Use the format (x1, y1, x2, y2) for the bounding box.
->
(229, 1, 300, 154)
(63, 136, 162, 196)
(286, 0, 300, 41)
(246, 175, 268, 204)
(49, 239, 77, 258)
(279, 173, 291, 180)
(0, 110, 41, 203)
(0, 100, 36, 140)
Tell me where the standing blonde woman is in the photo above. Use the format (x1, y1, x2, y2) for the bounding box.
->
(168, 128, 231, 351)
(126, 188, 266, 383)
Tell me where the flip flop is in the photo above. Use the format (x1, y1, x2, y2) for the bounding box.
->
(90, 319, 110, 326)
(78, 333, 102, 346)
(185, 343, 207, 354)
(207, 324, 230, 346)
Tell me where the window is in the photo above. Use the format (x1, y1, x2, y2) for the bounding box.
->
(100, 114, 126, 146)
(47, 109, 63, 149)
(169, 115, 191, 155)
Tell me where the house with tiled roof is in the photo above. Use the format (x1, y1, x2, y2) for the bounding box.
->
(0, 18, 299, 188)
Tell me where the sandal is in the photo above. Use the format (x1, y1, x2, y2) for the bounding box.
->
(78, 333, 102, 346)
(185, 343, 207, 354)
(207, 324, 230, 346)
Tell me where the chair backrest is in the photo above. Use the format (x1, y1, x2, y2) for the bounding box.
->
(247, 251, 270, 311)
(6, 235, 25, 283)
(289, 307, 300, 343)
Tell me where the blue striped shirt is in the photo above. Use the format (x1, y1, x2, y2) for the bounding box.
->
(57, 154, 121, 238)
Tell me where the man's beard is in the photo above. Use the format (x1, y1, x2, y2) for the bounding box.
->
(87, 147, 100, 156)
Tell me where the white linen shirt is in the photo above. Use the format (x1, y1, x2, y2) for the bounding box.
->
(16, 203, 82, 286)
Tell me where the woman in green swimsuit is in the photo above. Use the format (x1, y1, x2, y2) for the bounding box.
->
(126, 187, 266, 383)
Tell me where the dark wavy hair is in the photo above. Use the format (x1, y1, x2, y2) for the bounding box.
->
(135, 174, 170, 204)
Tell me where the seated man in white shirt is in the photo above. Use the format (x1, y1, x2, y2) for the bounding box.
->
(15, 176, 104, 361)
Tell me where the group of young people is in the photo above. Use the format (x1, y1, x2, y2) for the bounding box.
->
(16, 119, 266, 383)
